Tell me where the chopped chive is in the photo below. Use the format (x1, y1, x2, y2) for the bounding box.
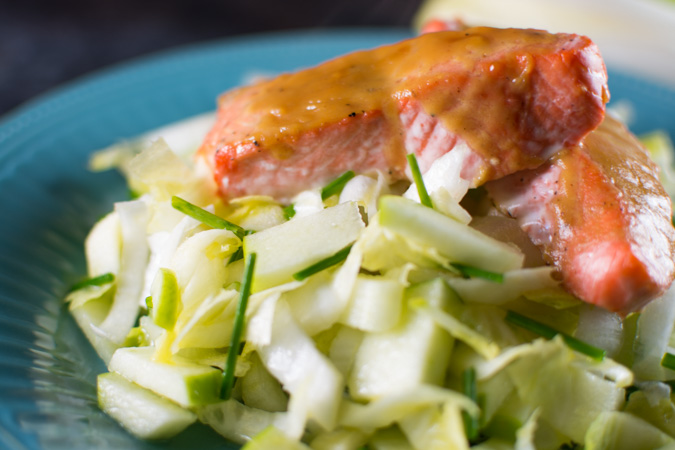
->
(406, 153, 433, 209)
(221, 252, 256, 400)
(505, 310, 606, 361)
(561, 336, 605, 359)
(69, 272, 115, 292)
(505, 310, 557, 339)
(321, 170, 355, 200)
(128, 188, 142, 200)
(451, 263, 504, 283)
(145, 296, 153, 310)
(661, 352, 675, 371)
(462, 367, 477, 401)
(293, 245, 353, 281)
(462, 367, 480, 441)
(228, 246, 244, 265)
(171, 196, 245, 239)
(283, 204, 296, 220)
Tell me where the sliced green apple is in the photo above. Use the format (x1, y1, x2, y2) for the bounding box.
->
(97, 372, 196, 440)
(243, 201, 365, 292)
(378, 195, 523, 273)
(150, 267, 181, 330)
(240, 353, 288, 413)
(348, 278, 458, 401)
(339, 274, 404, 332)
(108, 346, 221, 408)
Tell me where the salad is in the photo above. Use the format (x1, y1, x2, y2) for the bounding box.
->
(65, 29, 675, 450)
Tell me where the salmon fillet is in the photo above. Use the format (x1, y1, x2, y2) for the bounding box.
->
(486, 116, 675, 314)
(198, 27, 608, 201)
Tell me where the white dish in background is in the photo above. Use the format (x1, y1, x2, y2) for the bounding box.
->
(415, 0, 675, 89)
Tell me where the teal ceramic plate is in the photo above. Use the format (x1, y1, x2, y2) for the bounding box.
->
(0, 29, 674, 449)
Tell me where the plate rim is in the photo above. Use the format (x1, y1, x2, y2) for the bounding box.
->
(0, 26, 674, 449)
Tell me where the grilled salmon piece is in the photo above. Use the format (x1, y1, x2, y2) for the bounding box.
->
(198, 27, 608, 201)
(486, 116, 675, 314)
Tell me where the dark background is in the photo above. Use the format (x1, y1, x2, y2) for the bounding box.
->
(0, 0, 423, 117)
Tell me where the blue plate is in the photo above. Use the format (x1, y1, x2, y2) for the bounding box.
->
(0, 28, 674, 449)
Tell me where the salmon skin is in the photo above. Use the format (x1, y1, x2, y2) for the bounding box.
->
(486, 116, 675, 314)
(198, 27, 608, 201)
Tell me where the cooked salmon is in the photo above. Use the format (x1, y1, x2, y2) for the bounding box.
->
(198, 27, 608, 201)
(486, 116, 675, 314)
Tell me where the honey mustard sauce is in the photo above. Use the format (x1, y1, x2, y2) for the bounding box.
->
(227, 27, 604, 181)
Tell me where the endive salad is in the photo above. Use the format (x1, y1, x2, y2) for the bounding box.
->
(67, 114, 675, 450)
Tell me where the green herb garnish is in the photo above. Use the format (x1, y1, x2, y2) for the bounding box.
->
(228, 247, 244, 265)
(406, 153, 433, 209)
(283, 204, 296, 220)
(221, 252, 256, 400)
(171, 196, 245, 239)
(505, 310, 606, 361)
(451, 263, 504, 283)
(128, 188, 142, 200)
(661, 352, 675, 371)
(293, 244, 353, 281)
(462, 367, 480, 441)
(69, 272, 115, 292)
(321, 170, 355, 201)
